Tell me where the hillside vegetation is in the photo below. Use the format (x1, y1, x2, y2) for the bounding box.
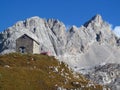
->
(0, 53, 104, 90)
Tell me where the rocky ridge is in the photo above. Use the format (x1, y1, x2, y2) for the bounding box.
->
(0, 14, 120, 68)
(0, 14, 120, 90)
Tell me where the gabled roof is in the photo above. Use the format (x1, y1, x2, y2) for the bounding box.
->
(17, 34, 40, 45)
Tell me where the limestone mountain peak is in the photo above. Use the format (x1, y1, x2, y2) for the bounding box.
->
(69, 25, 78, 33)
(0, 15, 119, 90)
(92, 14, 102, 22)
(84, 14, 103, 27)
(0, 15, 120, 68)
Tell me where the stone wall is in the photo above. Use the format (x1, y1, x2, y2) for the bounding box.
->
(16, 34, 33, 53)
(33, 41, 40, 54)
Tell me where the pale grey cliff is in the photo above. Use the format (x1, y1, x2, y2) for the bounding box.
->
(0, 14, 120, 90)
(0, 14, 120, 68)
(58, 15, 120, 69)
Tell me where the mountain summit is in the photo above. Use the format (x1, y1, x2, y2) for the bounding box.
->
(0, 14, 120, 69)
(84, 14, 103, 27)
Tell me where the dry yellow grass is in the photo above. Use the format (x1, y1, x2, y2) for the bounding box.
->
(0, 53, 104, 90)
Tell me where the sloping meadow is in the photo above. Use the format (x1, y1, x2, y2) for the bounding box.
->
(0, 53, 106, 90)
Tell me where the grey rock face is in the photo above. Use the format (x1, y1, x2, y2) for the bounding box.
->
(47, 19, 67, 55)
(0, 14, 120, 90)
(58, 15, 120, 69)
(84, 63, 120, 90)
(0, 14, 120, 68)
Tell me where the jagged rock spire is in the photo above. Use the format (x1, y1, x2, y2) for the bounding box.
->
(92, 14, 103, 22)
(0, 15, 120, 70)
(69, 25, 78, 33)
(84, 14, 103, 27)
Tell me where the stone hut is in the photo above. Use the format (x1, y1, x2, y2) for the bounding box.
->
(16, 34, 40, 54)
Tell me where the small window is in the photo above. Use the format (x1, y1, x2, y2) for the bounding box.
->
(22, 35, 26, 39)
(19, 46, 26, 53)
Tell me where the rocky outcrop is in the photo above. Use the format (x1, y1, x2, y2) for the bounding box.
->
(0, 14, 120, 90)
(0, 14, 120, 69)
(58, 14, 120, 69)
(83, 63, 120, 90)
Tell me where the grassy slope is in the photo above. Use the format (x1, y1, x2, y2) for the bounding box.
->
(0, 53, 103, 90)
